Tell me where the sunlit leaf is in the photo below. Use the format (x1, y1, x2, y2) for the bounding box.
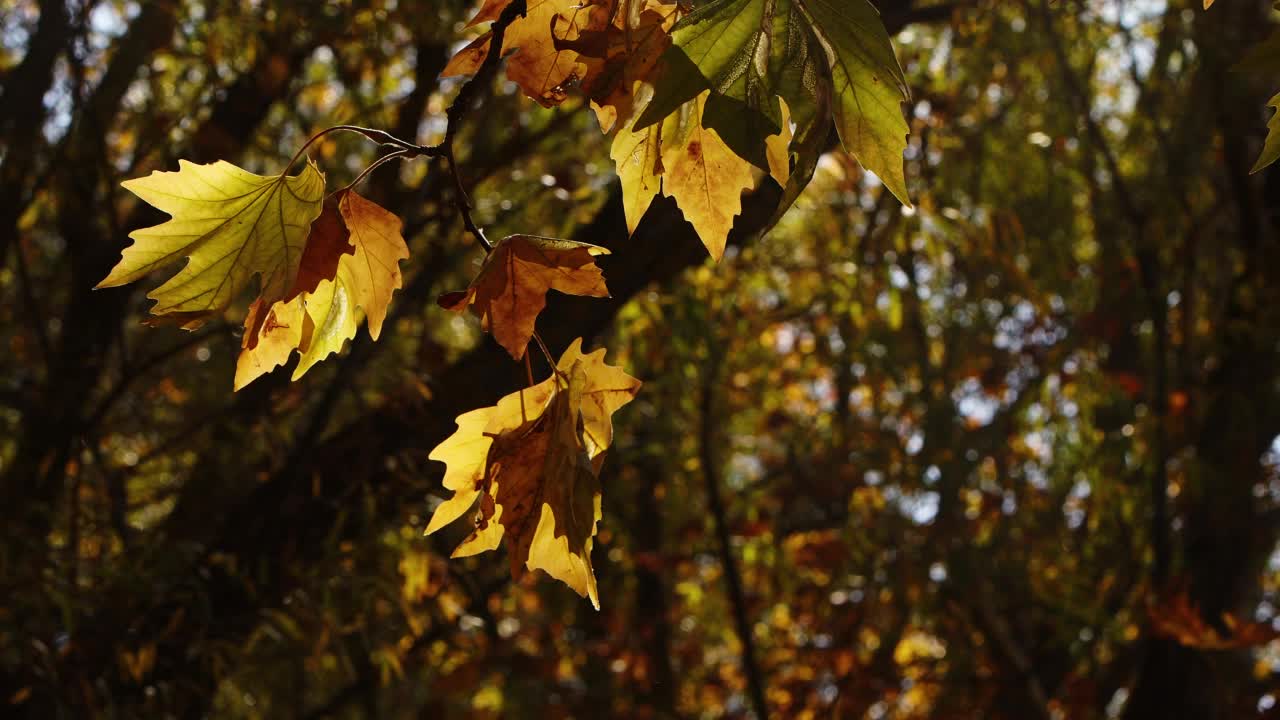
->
(99, 159, 326, 327)
(660, 92, 758, 260)
(803, 0, 912, 206)
(234, 190, 409, 389)
(440, 235, 611, 360)
(1252, 91, 1280, 173)
(611, 114, 665, 235)
(425, 339, 641, 607)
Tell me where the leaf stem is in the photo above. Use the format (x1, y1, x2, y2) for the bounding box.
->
(282, 125, 425, 178)
(532, 332, 556, 373)
(341, 149, 410, 194)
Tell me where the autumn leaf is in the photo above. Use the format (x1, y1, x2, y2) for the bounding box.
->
(98, 159, 326, 328)
(660, 92, 757, 260)
(1252, 92, 1280, 174)
(444, 0, 615, 107)
(425, 338, 642, 607)
(634, 0, 910, 204)
(634, 0, 820, 170)
(610, 114, 664, 235)
(235, 190, 409, 390)
(567, 0, 680, 131)
(765, 97, 795, 186)
(804, 0, 912, 206)
(440, 235, 610, 360)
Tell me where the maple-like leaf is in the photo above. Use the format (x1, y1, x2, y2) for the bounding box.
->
(446, 0, 678, 126)
(634, 0, 910, 204)
(635, 0, 824, 170)
(98, 159, 326, 328)
(425, 338, 642, 607)
(611, 114, 664, 235)
(659, 92, 757, 260)
(235, 190, 409, 389)
(804, 0, 912, 206)
(566, 0, 680, 132)
(440, 235, 610, 360)
(444, 0, 615, 107)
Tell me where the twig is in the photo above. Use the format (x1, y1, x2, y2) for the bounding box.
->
(436, 0, 529, 252)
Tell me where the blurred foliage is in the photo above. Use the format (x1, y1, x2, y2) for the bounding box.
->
(2, 0, 1280, 718)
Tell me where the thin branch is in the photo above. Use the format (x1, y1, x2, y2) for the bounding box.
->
(435, 0, 529, 252)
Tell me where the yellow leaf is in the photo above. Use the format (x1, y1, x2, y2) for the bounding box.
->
(233, 298, 308, 390)
(1252, 91, 1280, 174)
(765, 98, 794, 187)
(100, 159, 326, 327)
(611, 113, 664, 235)
(440, 235, 610, 360)
(560, 339, 643, 469)
(424, 338, 641, 607)
(660, 92, 757, 261)
(234, 190, 408, 389)
(292, 191, 408, 375)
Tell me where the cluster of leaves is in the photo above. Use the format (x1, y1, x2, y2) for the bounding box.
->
(99, 0, 910, 603)
(448, 0, 911, 257)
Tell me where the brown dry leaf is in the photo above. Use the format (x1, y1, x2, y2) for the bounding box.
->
(425, 338, 642, 607)
(660, 92, 757, 260)
(235, 190, 409, 389)
(569, 0, 680, 132)
(440, 235, 610, 360)
(443, 0, 615, 107)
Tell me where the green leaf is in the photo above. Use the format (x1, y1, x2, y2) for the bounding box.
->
(99, 159, 327, 326)
(634, 0, 824, 170)
(1252, 91, 1280, 174)
(800, 0, 912, 206)
(634, 0, 910, 205)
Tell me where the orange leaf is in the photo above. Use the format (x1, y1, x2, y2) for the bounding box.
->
(235, 190, 409, 389)
(446, 0, 676, 117)
(440, 235, 610, 360)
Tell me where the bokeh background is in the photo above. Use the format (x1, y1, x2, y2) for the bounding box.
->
(3, 0, 1280, 717)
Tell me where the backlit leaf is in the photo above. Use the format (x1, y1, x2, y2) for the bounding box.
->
(634, 0, 824, 169)
(660, 92, 757, 260)
(425, 339, 641, 607)
(1252, 91, 1280, 173)
(444, 0, 615, 107)
(440, 235, 611, 360)
(611, 114, 665, 235)
(99, 159, 326, 327)
(802, 0, 911, 205)
(234, 190, 409, 389)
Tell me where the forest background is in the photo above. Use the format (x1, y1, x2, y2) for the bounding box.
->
(3, 0, 1280, 718)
